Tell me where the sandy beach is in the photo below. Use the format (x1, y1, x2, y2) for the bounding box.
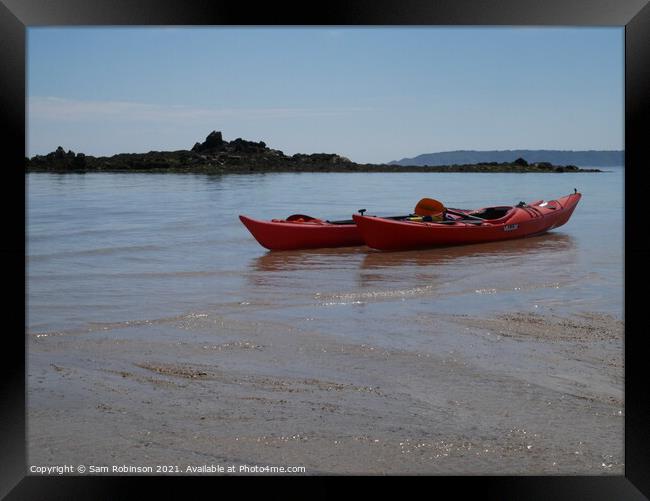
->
(27, 309, 623, 475)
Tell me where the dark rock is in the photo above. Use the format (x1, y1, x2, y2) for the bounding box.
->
(230, 137, 267, 154)
(72, 153, 87, 170)
(192, 131, 224, 152)
(292, 153, 352, 165)
(513, 157, 528, 166)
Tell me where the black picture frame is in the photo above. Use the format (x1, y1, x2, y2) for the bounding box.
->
(3, 0, 649, 498)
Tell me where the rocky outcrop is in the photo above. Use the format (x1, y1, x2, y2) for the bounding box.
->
(191, 130, 224, 152)
(27, 146, 88, 170)
(25, 132, 602, 173)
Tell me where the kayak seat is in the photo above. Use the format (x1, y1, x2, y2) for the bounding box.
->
(286, 214, 318, 222)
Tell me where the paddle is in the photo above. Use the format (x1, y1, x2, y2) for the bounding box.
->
(414, 198, 445, 217)
(415, 197, 485, 222)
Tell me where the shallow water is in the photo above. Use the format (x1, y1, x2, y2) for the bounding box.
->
(27, 169, 623, 338)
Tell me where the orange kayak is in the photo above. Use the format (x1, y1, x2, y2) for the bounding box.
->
(239, 214, 365, 250)
(352, 192, 581, 251)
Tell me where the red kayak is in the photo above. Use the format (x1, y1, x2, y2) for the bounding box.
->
(352, 192, 582, 251)
(239, 214, 365, 250)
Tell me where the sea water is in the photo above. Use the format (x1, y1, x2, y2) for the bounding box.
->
(26, 169, 624, 340)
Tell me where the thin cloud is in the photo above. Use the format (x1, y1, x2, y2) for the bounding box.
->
(28, 96, 372, 122)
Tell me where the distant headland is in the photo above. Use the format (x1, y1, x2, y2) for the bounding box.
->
(25, 131, 603, 173)
(391, 149, 623, 168)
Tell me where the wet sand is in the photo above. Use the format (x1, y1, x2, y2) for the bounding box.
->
(27, 310, 623, 475)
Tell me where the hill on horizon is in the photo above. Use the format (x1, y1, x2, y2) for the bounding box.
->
(390, 150, 624, 167)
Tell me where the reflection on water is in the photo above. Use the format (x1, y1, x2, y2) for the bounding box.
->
(361, 232, 575, 269)
(251, 246, 367, 272)
(243, 231, 580, 312)
(357, 233, 578, 292)
(249, 232, 575, 273)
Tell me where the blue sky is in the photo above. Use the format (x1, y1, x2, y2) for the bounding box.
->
(27, 27, 623, 163)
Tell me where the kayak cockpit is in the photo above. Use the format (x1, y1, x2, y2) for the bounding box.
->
(467, 206, 514, 220)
